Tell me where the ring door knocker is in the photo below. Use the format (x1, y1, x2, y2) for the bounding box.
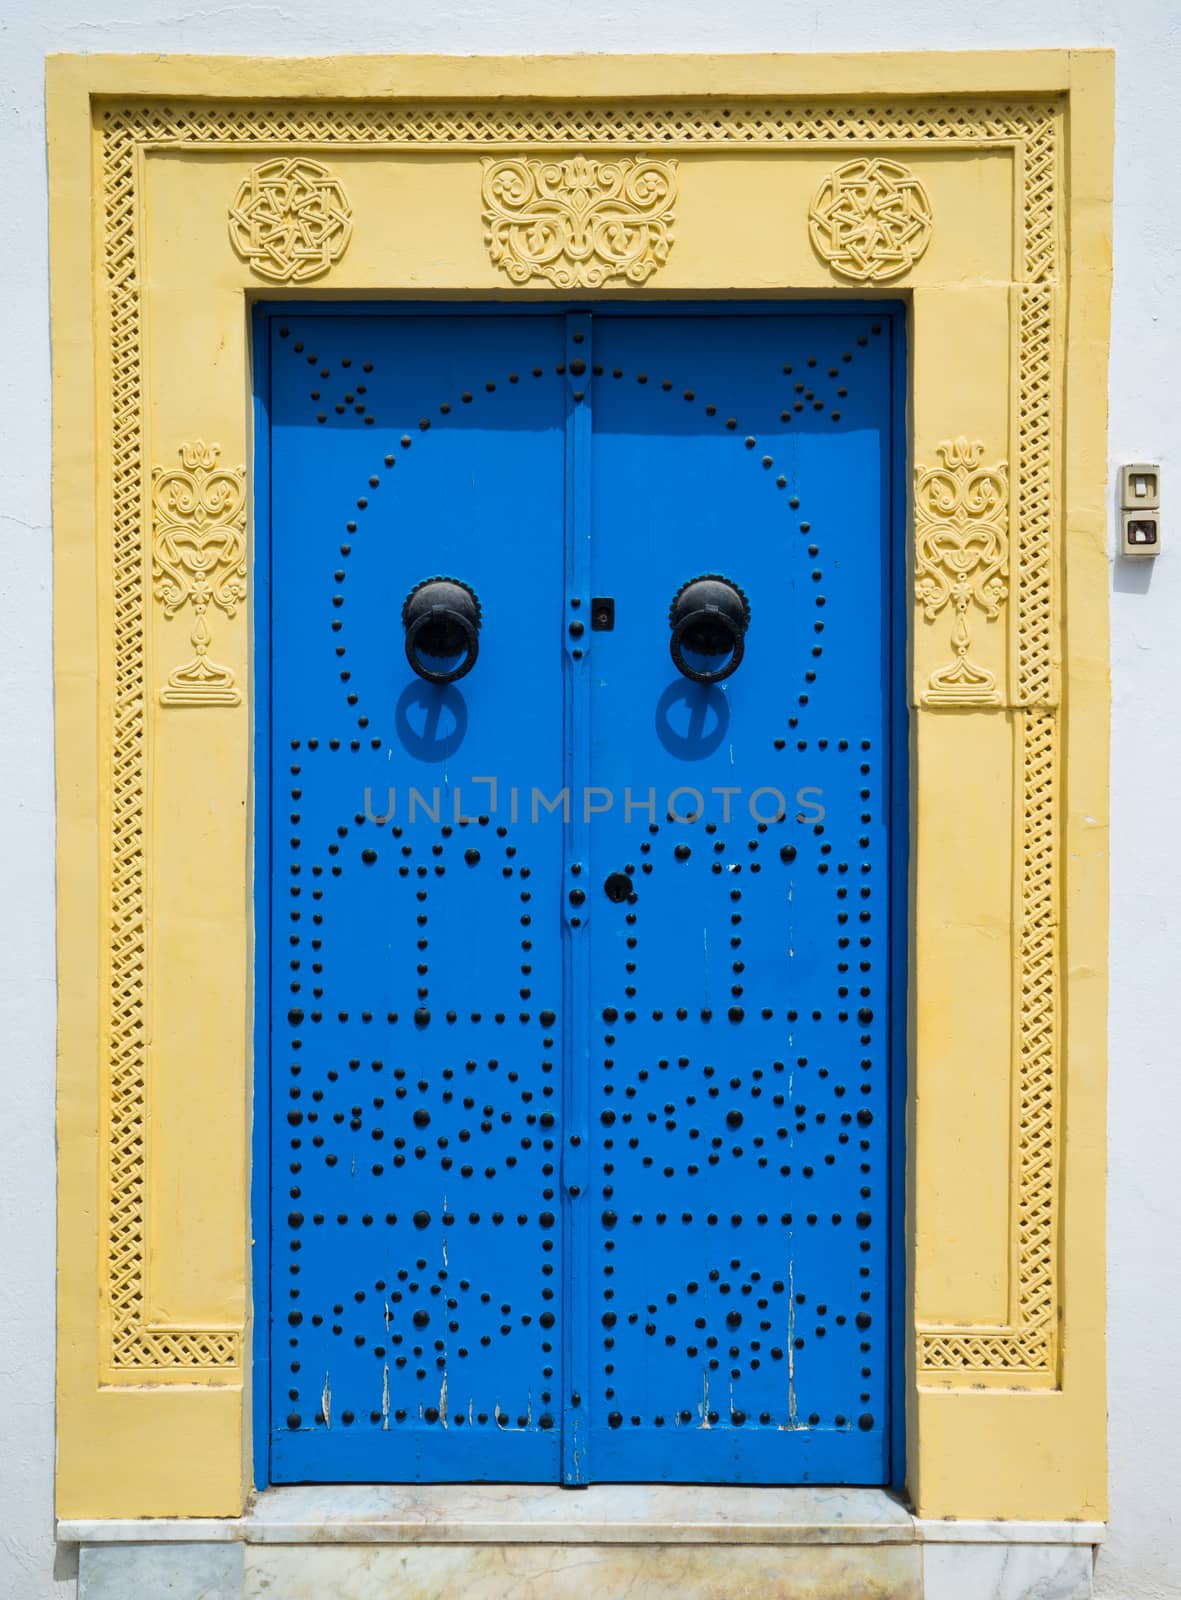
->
(668, 574, 751, 684)
(402, 577, 482, 684)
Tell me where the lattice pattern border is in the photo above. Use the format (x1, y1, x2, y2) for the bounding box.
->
(916, 709, 1060, 1375)
(97, 95, 1061, 1379)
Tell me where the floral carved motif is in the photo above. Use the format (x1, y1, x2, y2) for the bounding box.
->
(152, 441, 247, 707)
(482, 155, 677, 288)
(228, 156, 352, 283)
(810, 157, 933, 283)
(914, 438, 1010, 705)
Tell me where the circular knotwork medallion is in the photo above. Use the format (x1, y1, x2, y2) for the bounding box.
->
(809, 157, 933, 283)
(228, 156, 353, 284)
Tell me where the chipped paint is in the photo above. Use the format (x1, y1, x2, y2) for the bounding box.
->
(788, 1260, 799, 1430)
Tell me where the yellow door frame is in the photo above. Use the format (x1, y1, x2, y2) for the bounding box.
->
(47, 49, 1112, 1521)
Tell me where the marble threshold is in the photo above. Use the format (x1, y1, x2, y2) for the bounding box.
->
(58, 1485, 1105, 1549)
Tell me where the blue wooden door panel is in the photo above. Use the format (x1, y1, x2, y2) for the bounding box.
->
(262, 306, 898, 1487)
(268, 314, 568, 1483)
(583, 315, 893, 1484)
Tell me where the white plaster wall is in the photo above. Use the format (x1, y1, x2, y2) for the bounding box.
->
(1, 3, 1177, 1596)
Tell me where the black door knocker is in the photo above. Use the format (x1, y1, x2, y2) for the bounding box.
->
(668, 574, 750, 684)
(402, 577, 482, 684)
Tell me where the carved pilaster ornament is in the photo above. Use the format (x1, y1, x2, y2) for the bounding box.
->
(151, 441, 247, 707)
(914, 437, 1010, 705)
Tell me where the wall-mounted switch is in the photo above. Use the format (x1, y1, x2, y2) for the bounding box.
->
(1121, 463, 1160, 509)
(1120, 462, 1161, 557)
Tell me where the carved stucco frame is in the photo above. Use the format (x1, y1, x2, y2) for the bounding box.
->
(49, 52, 1112, 1521)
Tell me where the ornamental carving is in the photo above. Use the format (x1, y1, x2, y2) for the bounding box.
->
(228, 156, 352, 283)
(97, 99, 1060, 1385)
(482, 155, 677, 288)
(809, 157, 933, 283)
(914, 438, 1009, 704)
(152, 441, 247, 707)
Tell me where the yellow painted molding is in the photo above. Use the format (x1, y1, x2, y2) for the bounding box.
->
(48, 48, 1112, 1522)
(47, 49, 1098, 99)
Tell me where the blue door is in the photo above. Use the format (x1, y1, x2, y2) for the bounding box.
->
(260, 306, 900, 1488)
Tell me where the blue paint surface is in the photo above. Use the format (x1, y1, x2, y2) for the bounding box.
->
(259, 306, 900, 1487)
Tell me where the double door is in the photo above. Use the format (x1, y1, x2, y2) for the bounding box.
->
(262, 306, 899, 1486)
